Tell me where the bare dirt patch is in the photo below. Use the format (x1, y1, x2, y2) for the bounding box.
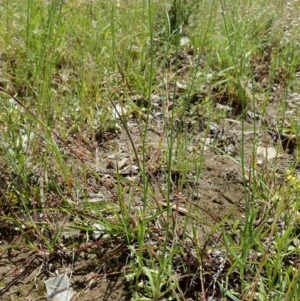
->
(1, 1, 300, 299)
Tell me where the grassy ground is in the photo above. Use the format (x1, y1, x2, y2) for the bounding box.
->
(0, 0, 300, 300)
